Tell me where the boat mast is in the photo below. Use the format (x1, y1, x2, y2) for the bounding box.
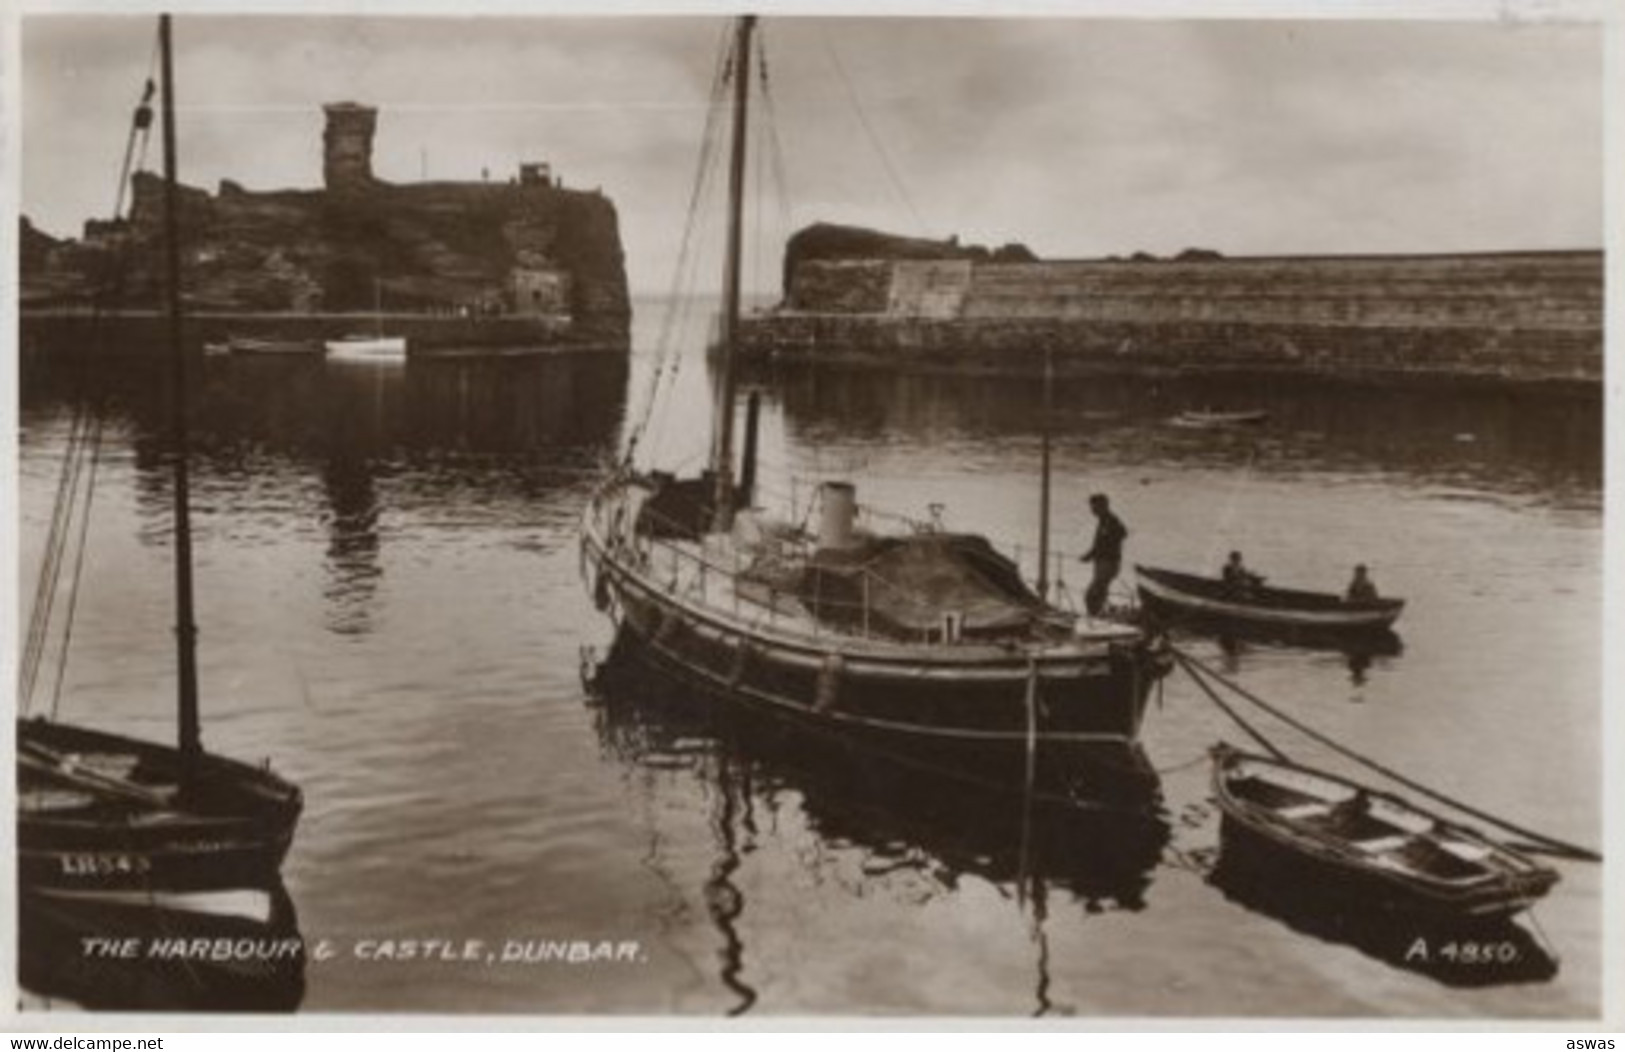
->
(710, 14, 756, 533)
(159, 13, 202, 762)
(1036, 344, 1053, 600)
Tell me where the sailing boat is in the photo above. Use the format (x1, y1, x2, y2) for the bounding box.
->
(326, 278, 408, 360)
(581, 17, 1172, 808)
(17, 14, 302, 896)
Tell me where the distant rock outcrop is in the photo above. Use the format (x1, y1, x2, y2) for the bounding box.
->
(781, 223, 1036, 299)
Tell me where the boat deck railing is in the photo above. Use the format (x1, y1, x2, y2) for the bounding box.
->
(811, 484, 1140, 620)
(593, 487, 1138, 649)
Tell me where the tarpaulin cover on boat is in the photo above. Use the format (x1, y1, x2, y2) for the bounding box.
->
(799, 533, 1044, 641)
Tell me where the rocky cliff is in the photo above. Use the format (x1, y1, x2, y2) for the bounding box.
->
(23, 175, 629, 344)
(21, 103, 631, 348)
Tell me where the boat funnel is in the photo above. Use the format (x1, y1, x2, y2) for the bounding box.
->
(818, 482, 860, 551)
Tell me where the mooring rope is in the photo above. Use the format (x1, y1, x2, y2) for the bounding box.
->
(1172, 644, 1602, 863)
(1173, 650, 1287, 761)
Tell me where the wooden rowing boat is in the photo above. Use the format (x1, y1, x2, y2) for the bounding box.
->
(1210, 744, 1559, 921)
(18, 720, 302, 894)
(1136, 564, 1403, 644)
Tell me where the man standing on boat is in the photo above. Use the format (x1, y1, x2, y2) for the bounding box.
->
(1079, 493, 1128, 617)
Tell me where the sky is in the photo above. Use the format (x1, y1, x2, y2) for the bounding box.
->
(17, 11, 1606, 296)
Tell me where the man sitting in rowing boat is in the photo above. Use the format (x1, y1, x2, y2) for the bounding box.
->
(1221, 551, 1264, 596)
(1345, 564, 1379, 603)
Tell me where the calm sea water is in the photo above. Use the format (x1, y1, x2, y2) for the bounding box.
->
(15, 310, 1603, 1018)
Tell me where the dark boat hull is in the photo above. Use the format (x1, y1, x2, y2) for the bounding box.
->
(606, 614, 1162, 807)
(1137, 564, 1403, 648)
(595, 637, 1171, 903)
(18, 720, 302, 895)
(19, 883, 306, 1012)
(586, 520, 1170, 807)
(1216, 812, 1548, 922)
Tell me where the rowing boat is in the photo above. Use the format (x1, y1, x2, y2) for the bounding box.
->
(1210, 744, 1558, 921)
(1135, 564, 1403, 645)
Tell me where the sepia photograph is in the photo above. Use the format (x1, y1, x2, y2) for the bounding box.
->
(6, 0, 1614, 1024)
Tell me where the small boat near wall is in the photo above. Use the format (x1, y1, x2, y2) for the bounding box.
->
(325, 334, 407, 361)
(1169, 409, 1268, 428)
(326, 279, 407, 360)
(225, 336, 325, 356)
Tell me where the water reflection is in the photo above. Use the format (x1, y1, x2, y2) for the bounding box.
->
(1211, 633, 1403, 688)
(320, 447, 383, 637)
(18, 882, 307, 1011)
(1208, 857, 1558, 988)
(25, 349, 628, 475)
(590, 633, 1170, 1012)
(757, 365, 1602, 502)
(23, 350, 628, 638)
(704, 752, 758, 1016)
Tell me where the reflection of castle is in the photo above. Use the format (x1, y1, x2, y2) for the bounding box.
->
(21, 101, 631, 344)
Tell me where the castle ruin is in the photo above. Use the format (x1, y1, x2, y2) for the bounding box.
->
(19, 101, 631, 347)
(322, 102, 378, 191)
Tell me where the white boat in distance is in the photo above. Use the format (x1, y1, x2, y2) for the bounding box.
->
(324, 334, 408, 361)
(327, 277, 407, 361)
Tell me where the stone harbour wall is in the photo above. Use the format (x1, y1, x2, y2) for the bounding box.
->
(742, 248, 1603, 383)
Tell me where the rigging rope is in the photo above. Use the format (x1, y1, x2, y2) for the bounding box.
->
(751, 33, 769, 311)
(756, 31, 796, 279)
(112, 77, 157, 221)
(111, 30, 160, 221)
(1172, 644, 1602, 863)
(21, 49, 150, 719)
(818, 27, 928, 237)
(20, 405, 91, 710)
(622, 21, 734, 466)
(48, 413, 107, 720)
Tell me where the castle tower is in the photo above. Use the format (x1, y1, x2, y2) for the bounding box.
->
(323, 102, 377, 191)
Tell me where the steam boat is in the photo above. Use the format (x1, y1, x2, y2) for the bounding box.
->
(580, 18, 1171, 808)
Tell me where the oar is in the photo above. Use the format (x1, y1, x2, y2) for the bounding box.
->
(19, 740, 175, 809)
